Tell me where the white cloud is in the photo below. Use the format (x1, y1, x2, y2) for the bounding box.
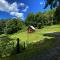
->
(10, 12, 15, 15)
(40, 2, 45, 5)
(19, 3, 25, 7)
(9, 2, 19, 12)
(22, 6, 29, 12)
(0, 0, 18, 12)
(0, 0, 9, 11)
(19, 3, 29, 12)
(10, 12, 24, 18)
(15, 13, 23, 18)
(0, 0, 24, 19)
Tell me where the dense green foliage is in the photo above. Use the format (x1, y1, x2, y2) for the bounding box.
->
(25, 9, 57, 29)
(0, 20, 6, 34)
(45, 0, 60, 23)
(25, 12, 44, 27)
(0, 19, 25, 34)
(45, 0, 60, 9)
(54, 6, 60, 23)
(0, 35, 14, 57)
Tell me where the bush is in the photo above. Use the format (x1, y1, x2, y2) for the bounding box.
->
(37, 23, 42, 29)
(2, 19, 25, 34)
(0, 36, 14, 57)
(4, 27, 13, 34)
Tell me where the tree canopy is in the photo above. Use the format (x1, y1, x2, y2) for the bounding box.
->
(45, 0, 60, 9)
(45, 0, 60, 23)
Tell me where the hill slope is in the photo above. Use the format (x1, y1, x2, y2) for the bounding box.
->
(0, 24, 60, 60)
(10, 24, 60, 43)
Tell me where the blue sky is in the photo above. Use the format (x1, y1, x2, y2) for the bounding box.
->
(0, 0, 50, 20)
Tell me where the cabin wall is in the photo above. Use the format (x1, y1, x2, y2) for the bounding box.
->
(28, 28, 34, 33)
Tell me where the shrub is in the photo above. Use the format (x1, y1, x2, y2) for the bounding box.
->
(37, 23, 42, 29)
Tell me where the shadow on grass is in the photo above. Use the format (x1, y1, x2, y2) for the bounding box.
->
(21, 32, 60, 60)
(1, 32, 60, 60)
(27, 32, 60, 60)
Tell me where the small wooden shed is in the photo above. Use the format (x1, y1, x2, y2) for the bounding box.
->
(27, 26, 35, 33)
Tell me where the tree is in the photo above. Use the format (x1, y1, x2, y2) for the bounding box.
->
(43, 9, 55, 25)
(54, 6, 60, 23)
(0, 36, 14, 57)
(45, 0, 60, 9)
(45, 0, 60, 23)
(4, 18, 24, 34)
(0, 20, 6, 34)
(25, 13, 35, 26)
(35, 12, 45, 28)
(0, 18, 25, 34)
(25, 12, 45, 28)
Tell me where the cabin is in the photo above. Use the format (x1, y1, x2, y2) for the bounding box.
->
(27, 26, 35, 33)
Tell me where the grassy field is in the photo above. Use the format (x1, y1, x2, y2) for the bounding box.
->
(10, 24, 60, 43)
(1, 24, 60, 43)
(0, 24, 60, 60)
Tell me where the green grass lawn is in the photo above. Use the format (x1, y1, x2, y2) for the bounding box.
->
(10, 24, 60, 43)
(1, 24, 60, 44)
(0, 24, 60, 60)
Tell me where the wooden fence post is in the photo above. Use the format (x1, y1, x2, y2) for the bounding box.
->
(16, 38, 20, 54)
(23, 42, 25, 50)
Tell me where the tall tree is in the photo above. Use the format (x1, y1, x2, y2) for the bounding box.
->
(25, 13, 35, 26)
(45, 0, 60, 9)
(44, 9, 55, 25)
(45, 0, 60, 23)
(35, 12, 45, 26)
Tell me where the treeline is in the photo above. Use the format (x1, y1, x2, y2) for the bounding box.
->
(0, 19, 25, 34)
(0, 9, 60, 34)
(25, 9, 59, 28)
